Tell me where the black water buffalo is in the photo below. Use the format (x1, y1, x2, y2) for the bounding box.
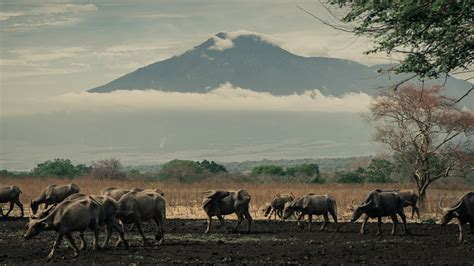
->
(351, 190, 409, 236)
(440, 192, 474, 242)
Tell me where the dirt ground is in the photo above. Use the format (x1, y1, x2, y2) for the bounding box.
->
(1, 217, 473, 265)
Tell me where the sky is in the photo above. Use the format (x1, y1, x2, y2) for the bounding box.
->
(0, 0, 393, 101)
(0, 0, 435, 169)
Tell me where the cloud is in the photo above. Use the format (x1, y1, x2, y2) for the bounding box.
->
(1, 3, 97, 31)
(208, 30, 282, 51)
(2, 83, 372, 116)
(0, 12, 25, 21)
(208, 35, 234, 51)
(131, 13, 189, 20)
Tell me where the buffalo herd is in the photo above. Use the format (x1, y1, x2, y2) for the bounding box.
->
(0, 184, 473, 260)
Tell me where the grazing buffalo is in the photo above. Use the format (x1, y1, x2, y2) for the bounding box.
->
(282, 194, 338, 231)
(30, 184, 80, 214)
(202, 190, 252, 234)
(351, 191, 409, 236)
(116, 190, 166, 246)
(262, 193, 295, 220)
(24, 195, 101, 261)
(0, 185, 24, 217)
(374, 189, 420, 219)
(439, 192, 474, 242)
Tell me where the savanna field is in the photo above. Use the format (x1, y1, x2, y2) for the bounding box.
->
(1, 177, 474, 264)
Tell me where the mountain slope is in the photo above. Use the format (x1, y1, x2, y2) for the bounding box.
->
(89, 31, 472, 98)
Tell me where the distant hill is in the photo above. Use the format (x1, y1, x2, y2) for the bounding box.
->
(89, 31, 472, 101)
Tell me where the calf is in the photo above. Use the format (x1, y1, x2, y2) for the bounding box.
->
(282, 194, 338, 231)
(262, 193, 295, 220)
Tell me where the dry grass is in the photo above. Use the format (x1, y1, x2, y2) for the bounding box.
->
(1, 176, 472, 221)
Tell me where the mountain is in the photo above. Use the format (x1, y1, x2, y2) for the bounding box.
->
(89, 31, 472, 99)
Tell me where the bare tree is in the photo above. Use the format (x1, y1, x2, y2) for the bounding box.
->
(369, 85, 474, 203)
(91, 158, 126, 180)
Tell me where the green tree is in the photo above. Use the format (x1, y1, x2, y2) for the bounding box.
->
(365, 159, 394, 183)
(286, 163, 324, 183)
(158, 159, 203, 182)
(325, 1, 473, 94)
(251, 165, 286, 176)
(198, 160, 228, 173)
(337, 167, 366, 183)
(33, 158, 81, 178)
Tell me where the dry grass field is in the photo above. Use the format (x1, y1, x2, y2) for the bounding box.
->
(1, 176, 472, 221)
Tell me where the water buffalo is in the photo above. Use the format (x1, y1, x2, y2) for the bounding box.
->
(262, 193, 295, 220)
(351, 191, 409, 236)
(64, 193, 129, 249)
(116, 190, 166, 246)
(374, 189, 420, 219)
(439, 192, 474, 242)
(30, 184, 80, 214)
(100, 187, 131, 201)
(202, 190, 252, 234)
(101, 187, 164, 201)
(24, 195, 101, 260)
(282, 194, 338, 231)
(0, 185, 24, 217)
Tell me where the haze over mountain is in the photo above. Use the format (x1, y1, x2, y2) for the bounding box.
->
(89, 31, 472, 100)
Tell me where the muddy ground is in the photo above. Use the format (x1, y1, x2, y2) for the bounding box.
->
(0, 217, 473, 265)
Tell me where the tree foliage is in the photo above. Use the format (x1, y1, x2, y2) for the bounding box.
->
(251, 165, 286, 176)
(90, 158, 126, 180)
(33, 158, 90, 178)
(369, 85, 474, 201)
(327, 1, 473, 84)
(157, 159, 203, 182)
(364, 158, 394, 183)
(198, 160, 227, 173)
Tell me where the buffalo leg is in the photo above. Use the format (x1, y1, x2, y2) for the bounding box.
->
(0, 206, 3, 216)
(134, 218, 149, 246)
(65, 233, 80, 257)
(360, 216, 369, 235)
(390, 214, 398, 236)
(91, 223, 100, 250)
(376, 216, 382, 236)
(470, 220, 474, 234)
(296, 212, 304, 229)
(457, 218, 464, 243)
(411, 206, 420, 220)
(5, 202, 14, 217)
(113, 221, 129, 249)
(244, 209, 252, 233)
(47, 233, 64, 261)
(205, 216, 212, 234)
(78, 232, 87, 250)
(398, 210, 409, 235)
(320, 213, 329, 231)
(101, 224, 113, 248)
(15, 199, 24, 217)
(153, 215, 165, 244)
(233, 213, 244, 233)
(329, 209, 338, 231)
(217, 214, 225, 228)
